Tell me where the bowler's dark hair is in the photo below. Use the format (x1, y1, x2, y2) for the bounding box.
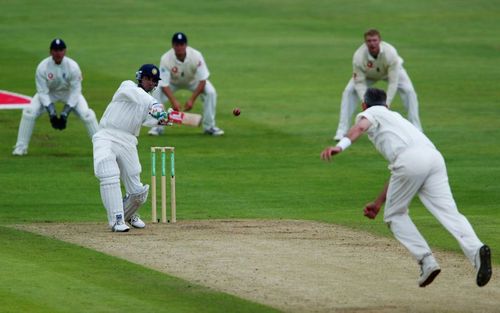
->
(364, 88, 387, 107)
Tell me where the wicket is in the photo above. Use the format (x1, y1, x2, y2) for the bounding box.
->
(151, 146, 176, 223)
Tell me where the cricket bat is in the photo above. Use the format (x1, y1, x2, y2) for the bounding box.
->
(168, 111, 202, 127)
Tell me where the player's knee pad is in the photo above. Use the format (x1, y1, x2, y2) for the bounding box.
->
(80, 108, 97, 122)
(123, 184, 149, 221)
(95, 157, 120, 184)
(80, 108, 99, 136)
(100, 175, 120, 186)
(22, 107, 38, 120)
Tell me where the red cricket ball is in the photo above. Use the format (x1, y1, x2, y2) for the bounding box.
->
(233, 108, 241, 116)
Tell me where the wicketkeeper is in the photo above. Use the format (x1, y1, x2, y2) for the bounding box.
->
(12, 38, 99, 155)
(93, 64, 174, 232)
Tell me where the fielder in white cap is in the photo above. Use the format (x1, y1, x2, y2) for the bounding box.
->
(322, 88, 492, 288)
(333, 29, 422, 141)
(149, 32, 224, 136)
(12, 38, 99, 155)
(93, 64, 174, 232)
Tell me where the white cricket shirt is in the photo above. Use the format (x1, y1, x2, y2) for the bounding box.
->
(352, 41, 403, 105)
(99, 80, 159, 138)
(158, 46, 210, 88)
(356, 106, 435, 164)
(35, 56, 83, 108)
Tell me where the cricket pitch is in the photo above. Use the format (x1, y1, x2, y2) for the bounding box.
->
(16, 220, 500, 313)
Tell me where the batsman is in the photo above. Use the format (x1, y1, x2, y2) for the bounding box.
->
(93, 64, 174, 232)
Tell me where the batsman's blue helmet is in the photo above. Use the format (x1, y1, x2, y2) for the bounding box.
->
(136, 64, 161, 82)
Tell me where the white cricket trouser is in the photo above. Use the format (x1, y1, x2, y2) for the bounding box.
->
(334, 68, 422, 139)
(93, 129, 145, 227)
(384, 147, 483, 265)
(13, 93, 99, 151)
(154, 80, 217, 130)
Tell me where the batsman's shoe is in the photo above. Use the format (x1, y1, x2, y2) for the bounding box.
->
(418, 255, 441, 287)
(476, 245, 492, 287)
(112, 214, 130, 232)
(148, 126, 164, 136)
(204, 126, 224, 136)
(12, 146, 28, 156)
(129, 215, 146, 229)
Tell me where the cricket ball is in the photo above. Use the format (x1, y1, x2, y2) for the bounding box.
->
(233, 108, 241, 116)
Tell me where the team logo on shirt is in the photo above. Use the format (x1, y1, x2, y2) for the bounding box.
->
(48, 73, 54, 80)
(171, 66, 178, 74)
(197, 61, 202, 67)
(367, 61, 374, 68)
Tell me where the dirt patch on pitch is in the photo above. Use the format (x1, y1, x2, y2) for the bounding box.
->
(16, 220, 500, 313)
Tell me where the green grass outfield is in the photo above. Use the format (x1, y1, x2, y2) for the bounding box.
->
(1, 0, 500, 312)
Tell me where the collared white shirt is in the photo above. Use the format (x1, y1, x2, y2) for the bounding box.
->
(356, 106, 434, 164)
(35, 56, 83, 107)
(352, 41, 403, 105)
(158, 46, 209, 88)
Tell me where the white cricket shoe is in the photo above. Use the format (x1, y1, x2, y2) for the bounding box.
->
(129, 215, 146, 229)
(148, 126, 164, 136)
(417, 254, 441, 287)
(475, 245, 492, 287)
(112, 214, 130, 232)
(204, 126, 224, 136)
(12, 146, 28, 156)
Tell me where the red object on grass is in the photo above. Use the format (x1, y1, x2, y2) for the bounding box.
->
(0, 90, 32, 109)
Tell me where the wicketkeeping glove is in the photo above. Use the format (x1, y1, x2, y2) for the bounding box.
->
(58, 104, 73, 130)
(45, 103, 59, 130)
(49, 115, 59, 129)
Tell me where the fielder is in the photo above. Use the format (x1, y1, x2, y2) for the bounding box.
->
(93, 64, 173, 232)
(321, 88, 492, 287)
(149, 32, 224, 136)
(12, 38, 99, 155)
(333, 29, 422, 141)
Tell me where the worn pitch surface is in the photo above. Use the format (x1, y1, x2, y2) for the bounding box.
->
(16, 220, 500, 313)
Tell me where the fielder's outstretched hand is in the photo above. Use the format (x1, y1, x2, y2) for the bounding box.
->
(320, 146, 342, 161)
(364, 202, 381, 219)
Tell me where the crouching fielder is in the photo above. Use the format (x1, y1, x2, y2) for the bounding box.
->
(321, 88, 492, 288)
(12, 38, 99, 156)
(93, 64, 173, 232)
